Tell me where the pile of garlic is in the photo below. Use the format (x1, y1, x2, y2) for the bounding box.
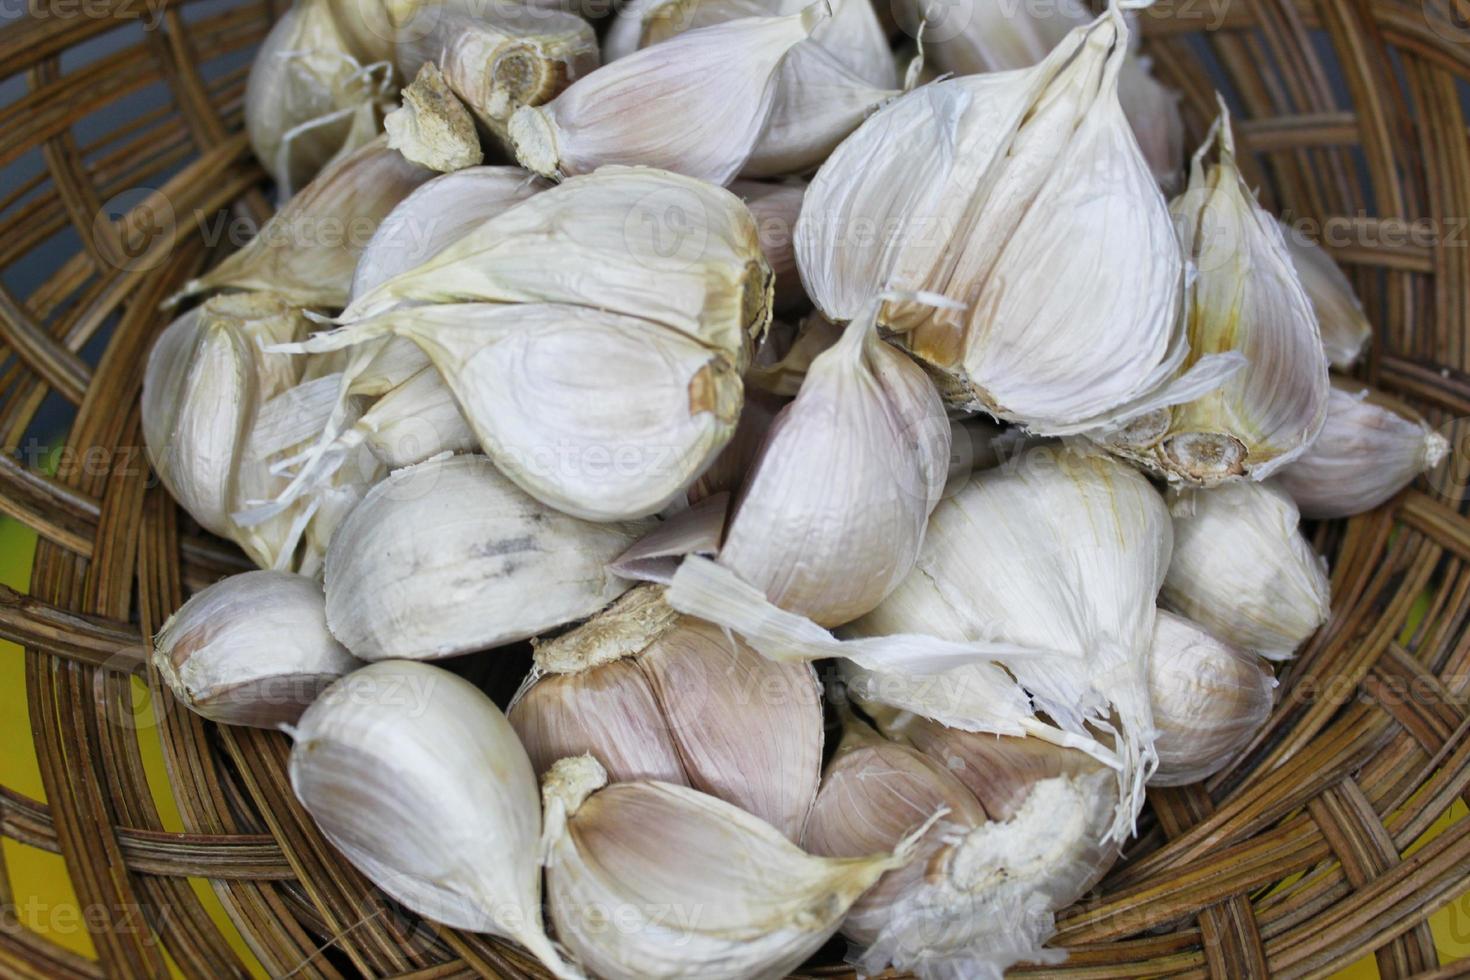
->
(142, 0, 1450, 975)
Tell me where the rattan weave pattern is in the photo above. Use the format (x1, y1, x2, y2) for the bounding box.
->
(1, 0, 1469, 976)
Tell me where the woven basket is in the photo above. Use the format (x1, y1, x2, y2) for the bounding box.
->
(3, 0, 1470, 976)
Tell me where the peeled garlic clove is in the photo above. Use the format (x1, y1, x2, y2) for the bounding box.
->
(798, 12, 1206, 432)
(1277, 380, 1447, 519)
(1163, 480, 1330, 659)
(288, 661, 580, 979)
(180, 137, 434, 307)
(807, 714, 1116, 978)
(350, 166, 548, 303)
(384, 62, 483, 173)
(730, 178, 807, 312)
(245, 0, 391, 196)
(1280, 223, 1372, 369)
(541, 754, 912, 980)
(395, 6, 599, 141)
(513, 586, 823, 840)
(508, 6, 825, 183)
(142, 293, 307, 545)
(341, 167, 771, 364)
(1147, 610, 1275, 786)
(324, 454, 649, 660)
(153, 570, 361, 727)
(1113, 108, 1329, 483)
(715, 299, 949, 625)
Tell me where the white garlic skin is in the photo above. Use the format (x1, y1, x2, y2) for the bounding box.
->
(1275, 381, 1448, 519)
(323, 454, 648, 660)
(153, 570, 362, 728)
(1279, 222, 1372, 369)
(1163, 481, 1330, 659)
(541, 754, 905, 980)
(1147, 610, 1275, 786)
(288, 661, 580, 979)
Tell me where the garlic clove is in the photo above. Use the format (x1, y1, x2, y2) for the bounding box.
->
(1162, 480, 1330, 659)
(729, 177, 807, 312)
(715, 299, 950, 625)
(511, 656, 689, 786)
(743, 311, 840, 395)
(288, 660, 580, 979)
(609, 492, 728, 582)
(541, 754, 914, 980)
(153, 570, 362, 727)
(1147, 610, 1275, 786)
(340, 166, 772, 366)
(383, 62, 483, 173)
(351, 365, 478, 469)
(179, 137, 434, 308)
(1111, 106, 1329, 484)
(514, 585, 823, 841)
(323, 454, 649, 660)
(245, 0, 391, 196)
(1280, 222, 1372, 368)
(1275, 379, 1448, 518)
(384, 302, 743, 521)
(394, 6, 599, 142)
(798, 12, 1206, 433)
(507, 5, 826, 183)
(350, 165, 548, 304)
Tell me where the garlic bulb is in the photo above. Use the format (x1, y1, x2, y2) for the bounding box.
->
(713, 298, 949, 625)
(1162, 480, 1330, 659)
(541, 754, 918, 980)
(510, 585, 822, 840)
(245, 0, 391, 196)
(288, 661, 580, 979)
(1280, 222, 1372, 368)
(394, 6, 599, 141)
(806, 713, 1118, 979)
(179, 137, 434, 307)
(302, 301, 743, 521)
(324, 454, 649, 659)
(153, 570, 362, 727)
(796, 10, 1228, 433)
(1109, 108, 1329, 484)
(350, 166, 548, 303)
(1147, 610, 1275, 786)
(730, 178, 807, 312)
(383, 62, 482, 172)
(507, 6, 825, 183)
(1276, 379, 1447, 518)
(141, 293, 309, 567)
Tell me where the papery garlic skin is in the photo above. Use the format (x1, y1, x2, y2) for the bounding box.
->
(394, 7, 599, 141)
(716, 300, 950, 626)
(1163, 481, 1330, 659)
(1112, 111, 1329, 484)
(1147, 610, 1275, 786)
(245, 0, 390, 196)
(181, 137, 434, 307)
(288, 661, 580, 979)
(1276, 381, 1448, 519)
(512, 586, 823, 841)
(508, 7, 824, 183)
(323, 454, 648, 660)
(541, 754, 911, 980)
(350, 166, 548, 302)
(153, 570, 362, 727)
(1280, 222, 1372, 368)
(796, 12, 1206, 433)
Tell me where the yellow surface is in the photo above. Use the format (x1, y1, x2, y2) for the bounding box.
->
(0, 515, 1463, 976)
